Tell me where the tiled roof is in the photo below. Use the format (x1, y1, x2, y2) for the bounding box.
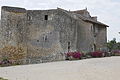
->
(76, 13, 109, 27)
(57, 8, 109, 27)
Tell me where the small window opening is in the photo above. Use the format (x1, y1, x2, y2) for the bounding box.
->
(68, 42, 70, 46)
(43, 35, 48, 41)
(93, 44, 96, 51)
(68, 42, 71, 52)
(37, 40, 39, 42)
(45, 36, 47, 41)
(50, 32, 52, 34)
(91, 25, 93, 32)
(94, 34, 97, 37)
(45, 15, 48, 20)
(28, 16, 32, 20)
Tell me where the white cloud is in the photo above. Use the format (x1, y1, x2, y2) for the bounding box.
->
(0, 0, 120, 41)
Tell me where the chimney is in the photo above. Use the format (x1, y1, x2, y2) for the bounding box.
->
(92, 16, 97, 21)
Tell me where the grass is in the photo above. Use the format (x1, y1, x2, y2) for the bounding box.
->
(0, 77, 8, 80)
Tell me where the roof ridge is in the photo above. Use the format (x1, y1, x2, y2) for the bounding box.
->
(2, 6, 26, 13)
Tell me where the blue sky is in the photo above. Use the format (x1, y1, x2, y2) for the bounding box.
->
(0, 0, 120, 41)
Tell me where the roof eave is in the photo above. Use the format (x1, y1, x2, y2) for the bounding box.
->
(84, 20, 109, 27)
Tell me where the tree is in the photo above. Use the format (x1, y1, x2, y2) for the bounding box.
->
(107, 38, 117, 51)
(107, 38, 120, 51)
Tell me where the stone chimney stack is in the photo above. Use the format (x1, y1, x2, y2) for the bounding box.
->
(92, 16, 97, 21)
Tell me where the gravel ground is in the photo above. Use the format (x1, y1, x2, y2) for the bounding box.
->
(0, 56, 120, 80)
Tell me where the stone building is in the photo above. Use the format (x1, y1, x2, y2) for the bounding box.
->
(0, 6, 108, 64)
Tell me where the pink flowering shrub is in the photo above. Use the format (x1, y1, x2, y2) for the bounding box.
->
(112, 50, 120, 56)
(89, 51, 105, 57)
(0, 61, 2, 65)
(0, 59, 12, 66)
(66, 51, 82, 60)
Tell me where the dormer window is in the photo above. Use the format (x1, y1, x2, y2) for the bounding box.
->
(44, 15, 48, 20)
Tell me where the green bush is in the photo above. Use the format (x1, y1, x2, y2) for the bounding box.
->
(0, 77, 8, 80)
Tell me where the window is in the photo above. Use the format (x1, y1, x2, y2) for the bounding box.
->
(68, 42, 70, 46)
(68, 42, 71, 52)
(45, 36, 47, 41)
(43, 35, 48, 41)
(37, 40, 39, 42)
(93, 26, 95, 33)
(91, 25, 93, 32)
(28, 16, 32, 20)
(44, 15, 48, 20)
(93, 44, 96, 51)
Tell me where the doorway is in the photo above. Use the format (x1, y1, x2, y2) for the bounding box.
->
(93, 44, 96, 51)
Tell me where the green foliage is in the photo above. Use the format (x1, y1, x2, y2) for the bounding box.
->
(0, 77, 8, 80)
(107, 38, 120, 51)
(117, 42, 120, 49)
(107, 38, 116, 51)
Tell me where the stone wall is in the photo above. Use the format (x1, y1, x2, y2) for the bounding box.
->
(77, 20, 94, 52)
(0, 6, 27, 63)
(77, 21, 107, 52)
(26, 10, 65, 63)
(0, 6, 108, 64)
(96, 26, 107, 51)
(55, 9, 77, 52)
(0, 6, 27, 47)
(26, 9, 77, 63)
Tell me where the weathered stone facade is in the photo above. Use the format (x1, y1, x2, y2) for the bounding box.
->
(0, 6, 108, 64)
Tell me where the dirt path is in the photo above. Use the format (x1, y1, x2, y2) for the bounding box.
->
(0, 56, 120, 80)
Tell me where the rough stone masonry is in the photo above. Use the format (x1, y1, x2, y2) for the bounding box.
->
(0, 6, 108, 64)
